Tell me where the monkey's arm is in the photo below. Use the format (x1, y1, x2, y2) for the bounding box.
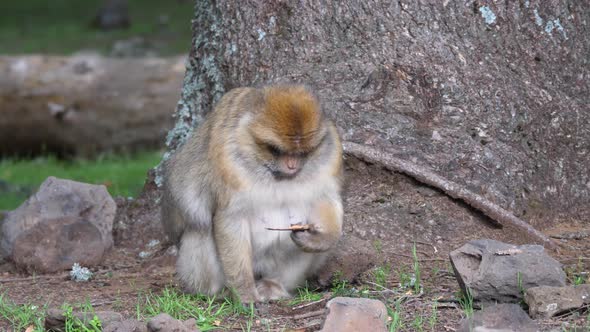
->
(290, 199, 343, 253)
(161, 142, 215, 243)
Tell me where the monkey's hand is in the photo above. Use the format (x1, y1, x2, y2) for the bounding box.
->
(290, 201, 342, 253)
(290, 223, 336, 252)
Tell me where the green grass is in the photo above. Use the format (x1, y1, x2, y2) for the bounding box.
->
(411, 314, 424, 332)
(428, 301, 438, 332)
(387, 300, 403, 332)
(137, 287, 240, 332)
(458, 288, 474, 318)
(412, 243, 422, 294)
(288, 282, 323, 306)
(565, 258, 589, 286)
(0, 0, 193, 55)
(61, 302, 102, 332)
(0, 293, 119, 332)
(373, 264, 391, 289)
(0, 151, 162, 210)
(330, 271, 356, 297)
(0, 294, 46, 331)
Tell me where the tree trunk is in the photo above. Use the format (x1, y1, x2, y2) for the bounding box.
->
(164, 1, 589, 228)
(0, 55, 184, 157)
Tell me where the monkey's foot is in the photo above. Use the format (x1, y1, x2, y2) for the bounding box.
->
(256, 278, 290, 301)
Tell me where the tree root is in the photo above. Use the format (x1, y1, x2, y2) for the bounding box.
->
(343, 141, 560, 251)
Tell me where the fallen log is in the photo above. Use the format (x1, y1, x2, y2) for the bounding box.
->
(0, 54, 185, 157)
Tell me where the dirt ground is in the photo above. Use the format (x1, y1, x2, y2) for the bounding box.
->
(1, 157, 589, 331)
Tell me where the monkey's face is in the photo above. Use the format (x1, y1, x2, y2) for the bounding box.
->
(248, 85, 326, 181)
(259, 143, 310, 180)
(249, 121, 324, 181)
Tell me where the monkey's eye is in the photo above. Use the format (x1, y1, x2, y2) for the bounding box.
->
(265, 144, 282, 156)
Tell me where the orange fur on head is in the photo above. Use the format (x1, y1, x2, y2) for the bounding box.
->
(255, 86, 323, 153)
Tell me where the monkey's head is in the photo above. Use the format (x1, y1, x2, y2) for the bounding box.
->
(249, 85, 328, 181)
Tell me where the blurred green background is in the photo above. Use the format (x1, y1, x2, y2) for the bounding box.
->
(0, 0, 191, 209)
(0, 152, 163, 210)
(0, 0, 193, 54)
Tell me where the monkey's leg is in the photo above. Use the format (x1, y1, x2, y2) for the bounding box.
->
(256, 278, 290, 301)
(177, 230, 225, 295)
(214, 217, 260, 303)
(255, 250, 329, 300)
(276, 252, 329, 293)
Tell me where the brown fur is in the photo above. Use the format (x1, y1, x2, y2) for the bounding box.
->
(250, 86, 324, 154)
(161, 85, 343, 303)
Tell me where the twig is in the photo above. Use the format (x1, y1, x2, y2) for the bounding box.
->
(553, 303, 590, 320)
(292, 309, 326, 320)
(396, 253, 446, 262)
(414, 240, 439, 254)
(561, 257, 590, 262)
(266, 224, 310, 231)
(343, 141, 559, 250)
(292, 297, 327, 310)
(89, 299, 115, 307)
(550, 230, 590, 240)
(0, 273, 68, 283)
(365, 281, 397, 293)
(435, 302, 459, 309)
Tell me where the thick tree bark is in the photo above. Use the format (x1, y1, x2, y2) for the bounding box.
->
(164, 1, 589, 228)
(0, 55, 184, 157)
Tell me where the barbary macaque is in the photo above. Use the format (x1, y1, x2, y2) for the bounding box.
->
(161, 85, 343, 302)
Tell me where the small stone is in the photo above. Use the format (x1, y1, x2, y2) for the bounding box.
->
(147, 239, 160, 248)
(450, 239, 566, 303)
(320, 297, 388, 332)
(183, 318, 198, 330)
(45, 308, 123, 331)
(432, 130, 442, 141)
(147, 313, 200, 332)
(457, 303, 539, 332)
(138, 251, 152, 259)
(525, 284, 590, 318)
(103, 319, 148, 332)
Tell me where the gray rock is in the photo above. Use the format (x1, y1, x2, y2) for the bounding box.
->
(457, 303, 540, 332)
(12, 216, 106, 273)
(147, 313, 200, 332)
(450, 239, 565, 303)
(525, 284, 590, 319)
(320, 297, 388, 332)
(1, 176, 116, 260)
(45, 308, 123, 331)
(103, 319, 148, 332)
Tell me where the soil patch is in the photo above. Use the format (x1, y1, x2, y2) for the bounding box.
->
(1, 158, 588, 331)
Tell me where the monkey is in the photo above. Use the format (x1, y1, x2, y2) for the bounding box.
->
(161, 85, 343, 302)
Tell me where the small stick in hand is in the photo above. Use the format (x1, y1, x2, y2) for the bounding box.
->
(265, 224, 310, 232)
